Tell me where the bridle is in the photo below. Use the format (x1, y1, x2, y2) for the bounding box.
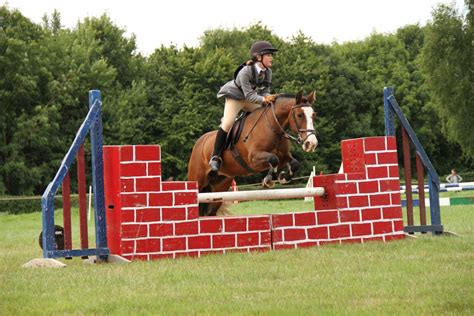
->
(266, 101, 317, 144)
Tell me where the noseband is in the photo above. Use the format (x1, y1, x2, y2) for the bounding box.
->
(267, 102, 317, 144)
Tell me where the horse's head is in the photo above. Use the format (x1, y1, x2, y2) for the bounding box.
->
(289, 91, 318, 152)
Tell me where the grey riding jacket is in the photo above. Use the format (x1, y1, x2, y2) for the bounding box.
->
(217, 64, 272, 104)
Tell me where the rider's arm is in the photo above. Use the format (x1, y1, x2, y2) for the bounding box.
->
(235, 66, 265, 104)
(260, 68, 272, 96)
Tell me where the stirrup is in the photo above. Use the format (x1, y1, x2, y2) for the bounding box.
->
(209, 155, 222, 163)
(209, 155, 222, 172)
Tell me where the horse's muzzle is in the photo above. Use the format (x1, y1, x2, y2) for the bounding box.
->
(303, 135, 318, 152)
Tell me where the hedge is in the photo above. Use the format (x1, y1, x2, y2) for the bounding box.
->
(0, 196, 81, 214)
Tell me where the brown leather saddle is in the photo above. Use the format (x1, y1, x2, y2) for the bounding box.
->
(224, 111, 256, 173)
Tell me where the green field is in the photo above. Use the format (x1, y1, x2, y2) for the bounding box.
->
(1, 200, 473, 315)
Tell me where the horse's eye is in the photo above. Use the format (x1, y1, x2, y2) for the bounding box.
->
(297, 113, 303, 118)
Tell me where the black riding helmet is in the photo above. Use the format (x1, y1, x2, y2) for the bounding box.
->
(250, 41, 278, 58)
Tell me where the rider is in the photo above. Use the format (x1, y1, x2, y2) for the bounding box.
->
(210, 40, 279, 172)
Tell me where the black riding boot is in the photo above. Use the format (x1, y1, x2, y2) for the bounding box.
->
(209, 128, 228, 172)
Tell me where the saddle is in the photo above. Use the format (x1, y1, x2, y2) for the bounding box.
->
(226, 111, 249, 148)
(224, 111, 256, 173)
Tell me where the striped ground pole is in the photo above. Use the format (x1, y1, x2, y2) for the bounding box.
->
(402, 196, 474, 207)
(400, 182, 474, 194)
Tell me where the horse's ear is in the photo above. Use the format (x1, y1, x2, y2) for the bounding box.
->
(295, 90, 304, 104)
(307, 91, 316, 104)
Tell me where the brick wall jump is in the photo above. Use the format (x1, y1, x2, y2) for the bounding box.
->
(103, 136, 404, 261)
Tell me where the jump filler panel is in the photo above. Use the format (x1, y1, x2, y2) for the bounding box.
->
(103, 136, 404, 260)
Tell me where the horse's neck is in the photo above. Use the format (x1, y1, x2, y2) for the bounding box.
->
(273, 99, 293, 129)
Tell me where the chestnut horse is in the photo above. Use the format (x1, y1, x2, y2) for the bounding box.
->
(188, 91, 318, 216)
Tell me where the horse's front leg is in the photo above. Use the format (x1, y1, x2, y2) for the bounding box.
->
(276, 158, 300, 184)
(249, 151, 279, 188)
(287, 158, 300, 176)
(276, 150, 300, 184)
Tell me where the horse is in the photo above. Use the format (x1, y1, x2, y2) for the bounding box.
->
(188, 91, 318, 216)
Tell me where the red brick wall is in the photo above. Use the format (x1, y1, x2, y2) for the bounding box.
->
(272, 136, 405, 249)
(103, 136, 404, 260)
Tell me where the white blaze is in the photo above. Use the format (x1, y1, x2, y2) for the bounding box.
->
(302, 107, 318, 151)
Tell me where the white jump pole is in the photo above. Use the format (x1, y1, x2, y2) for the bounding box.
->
(304, 166, 316, 202)
(198, 187, 325, 203)
(88, 185, 92, 221)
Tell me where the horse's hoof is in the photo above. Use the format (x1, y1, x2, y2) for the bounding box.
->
(262, 175, 275, 188)
(263, 181, 275, 188)
(278, 171, 291, 184)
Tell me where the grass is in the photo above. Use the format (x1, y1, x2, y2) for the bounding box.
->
(0, 201, 473, 315)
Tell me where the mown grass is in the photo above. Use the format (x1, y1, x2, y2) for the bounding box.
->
(0, 203, 473, 315)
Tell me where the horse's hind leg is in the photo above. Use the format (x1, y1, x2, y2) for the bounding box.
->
(199, 185, 219, 216)
(200, 199, 222, 217)
(201, 176, 233, 216)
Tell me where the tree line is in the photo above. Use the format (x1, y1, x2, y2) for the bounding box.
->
(0, 3, 472, 195)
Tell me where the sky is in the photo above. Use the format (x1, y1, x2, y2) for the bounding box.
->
(2, 0, 467, 56)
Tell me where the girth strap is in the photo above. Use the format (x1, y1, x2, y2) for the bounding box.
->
(230, 147, 256, 173)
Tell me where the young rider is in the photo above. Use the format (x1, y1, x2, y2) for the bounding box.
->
(210, 40, 279, 172)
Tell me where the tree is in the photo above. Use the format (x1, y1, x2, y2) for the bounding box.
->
(0, 7, 144, 194)
(1, 5, 472, 195)
(0, 6, 49, 194)
(421, 3, 474, 158)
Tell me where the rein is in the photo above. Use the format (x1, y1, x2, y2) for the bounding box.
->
(242, 107, 268, 143)
(242, 98, 316, 145)
(266, 102, 316, 144)
(232, 96, 316, 174)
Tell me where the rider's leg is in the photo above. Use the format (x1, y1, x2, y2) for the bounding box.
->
(209, 99, 243, 172)
(209, 128, 228, 171)
(241, 100, 261, 112)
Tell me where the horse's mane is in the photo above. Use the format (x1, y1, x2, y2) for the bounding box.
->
(275, 93, 309, 104)
(276, 93, 296, 99)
